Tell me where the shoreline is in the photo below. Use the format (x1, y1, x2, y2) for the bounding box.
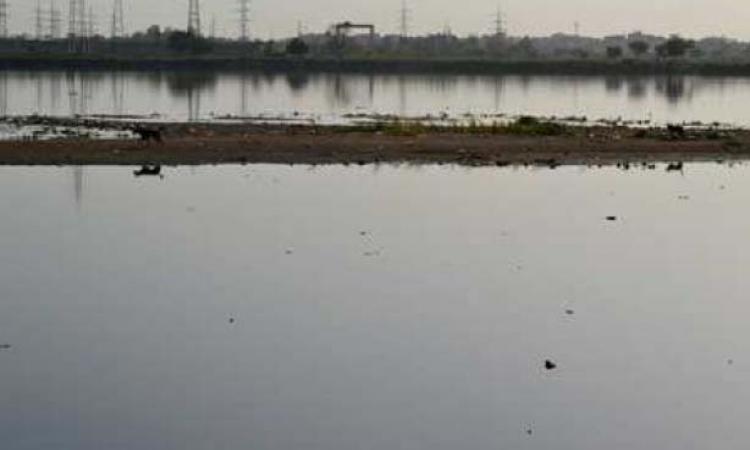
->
(3, 56, 750, 76)
(1, 121, 749, 167)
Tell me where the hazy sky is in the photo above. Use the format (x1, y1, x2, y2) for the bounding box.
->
(11, 0, 750, 40)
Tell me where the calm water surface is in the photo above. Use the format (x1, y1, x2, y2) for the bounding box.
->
(0, 163, 749, 450)
(3, 70, 750, 125)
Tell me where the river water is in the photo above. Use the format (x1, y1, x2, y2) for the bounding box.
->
(2, 70, 750, 125)
(1, 163, 748, 450)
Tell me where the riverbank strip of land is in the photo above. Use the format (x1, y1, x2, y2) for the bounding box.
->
(1, 120, 749, 167)
(4, 55, 750, 76)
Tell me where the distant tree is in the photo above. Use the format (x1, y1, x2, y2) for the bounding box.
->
(286, 37, 309, 56)
(655, 35, 695, 58)
(606, 46, 623, 59)
(166, 30, 211, 54)
(512, 36, 537, 58)
(146, 25, 162, 40)
(263, 40, 276, 56)
(628, 40, 650, 57)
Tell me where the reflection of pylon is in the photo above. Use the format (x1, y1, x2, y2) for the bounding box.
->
(188, 0, 201, 35)
(73, 166, 83, 209)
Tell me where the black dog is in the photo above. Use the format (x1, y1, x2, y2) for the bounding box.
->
(132, 126, 164, 143)
(134, 165, 162, 177)
(667, 124, 686, 139)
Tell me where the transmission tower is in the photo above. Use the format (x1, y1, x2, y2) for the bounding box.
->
(0, 0, 8, 39)
(399, 0, 410, 39)
(35, 1, 45, 40)
(111, 0, 124, 39)
(87, 6, 96, 37)
(188, 0, 201, 36)
(238, 0, 250, 41)
(49, 2, 62, 39)
(493, 5, 505, 37)
(68, 0, 89, 52)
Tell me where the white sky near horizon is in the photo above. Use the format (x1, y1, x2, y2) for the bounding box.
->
(9, 0, 750, 41)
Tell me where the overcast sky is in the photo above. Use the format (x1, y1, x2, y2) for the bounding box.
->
(10, 0, 750, 40)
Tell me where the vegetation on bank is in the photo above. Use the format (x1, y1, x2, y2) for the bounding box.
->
(356, 116, 571, 137)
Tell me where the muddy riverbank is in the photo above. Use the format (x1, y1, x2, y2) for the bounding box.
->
(0, 120, 749, 167)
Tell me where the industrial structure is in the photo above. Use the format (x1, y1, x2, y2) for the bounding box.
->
(330, 21, 375, 47)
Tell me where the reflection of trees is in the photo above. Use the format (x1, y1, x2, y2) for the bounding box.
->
(605, 76, 623, 92)
(285, 71, 311, 92)
(655, 76, 691, 104)
(165, 71, 218, 96)
(166, 72, 218, 121)
(626, 77, 647, 99)
(325, 73, 352, 108)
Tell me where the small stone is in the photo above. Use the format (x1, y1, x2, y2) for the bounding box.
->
(565, 309, 575, 316)
(544, 360, 557, 370)
(229, 318, 236, 324)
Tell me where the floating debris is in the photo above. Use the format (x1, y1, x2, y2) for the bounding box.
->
(228, 317, 236, 324)
(544, 360, 557, 370)
(606, 216, 618, 221)
(0, 344, 11, 350)
(565, 309, 575, 316)
(285, 249, 294, 255)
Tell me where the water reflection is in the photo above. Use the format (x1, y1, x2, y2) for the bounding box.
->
(0, 70, 746, 124)
(3, 164, 750, 450)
